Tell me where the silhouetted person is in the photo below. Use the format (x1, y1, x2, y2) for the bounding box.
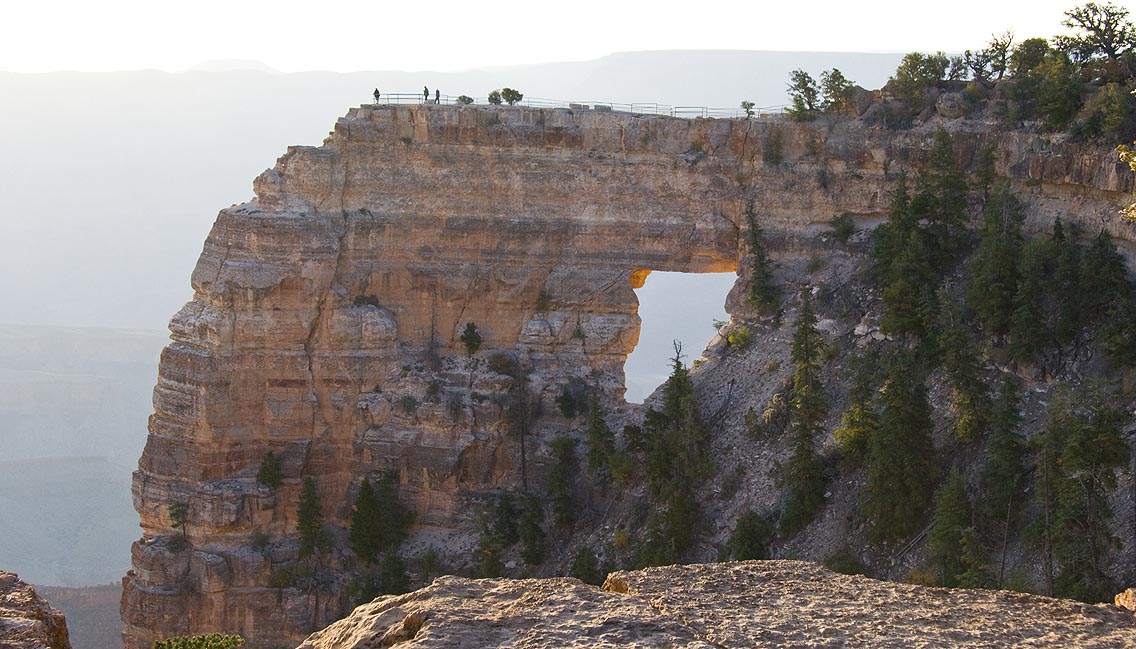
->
(373, 88, 380, 103)
(434, 89, 440, 104)
(423, 86, 429, 102)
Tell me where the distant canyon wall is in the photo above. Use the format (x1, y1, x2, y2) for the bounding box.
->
(122, 104, 1132, 649)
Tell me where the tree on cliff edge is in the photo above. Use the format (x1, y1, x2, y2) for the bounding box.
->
(298, 477, 324, 557)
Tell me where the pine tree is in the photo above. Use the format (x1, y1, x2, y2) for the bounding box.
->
(936, 289, 991, 443)
(491, 493, 520, 547)
(584, 388, 615, 475)
(863, 354, 937, 543)
(834, 351, 880, 461)
(569, 547, 604, 585)
(1008, 239, 1050, 363)
(967, 185, 1024, 343)
(982, 376, 1026, 586)
(781, 289, 829, 536)
(744, 201, 779, 316)
(913, 129, 968, 262)
(518, 494, 547, 564)
(547, 436, 578, 528)
(1051, 220, 1082, 345)
(957, 526, 991, 589)
(722, 510, 774, 561)
(297, 477, 323, 557)
(1041, 383, 1130, 602)
(349, 476, 414, 563)
(256, 452, 283, 489)
(640, 342, 711, 565)
(928, 468, 973, 587)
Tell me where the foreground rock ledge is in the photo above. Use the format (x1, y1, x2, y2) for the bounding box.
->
(0, 571, 71, 649)
(298, 561, 1136, 648)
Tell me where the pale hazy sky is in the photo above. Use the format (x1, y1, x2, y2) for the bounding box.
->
(2, 0, 1097, 73)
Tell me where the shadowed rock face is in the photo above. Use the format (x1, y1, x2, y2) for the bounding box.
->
(0, 571, 71, 649)
(122, 104, 1133, 649)
(298, 561, 1136, 648)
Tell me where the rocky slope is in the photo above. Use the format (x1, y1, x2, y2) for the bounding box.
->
(122, 102, 1134, 649)
(0, 571, 71, 649)
(299, 560, 1136, 648)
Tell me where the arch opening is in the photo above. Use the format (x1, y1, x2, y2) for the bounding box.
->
(624, 270, 737, 404)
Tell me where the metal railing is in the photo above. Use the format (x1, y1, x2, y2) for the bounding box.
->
(370, 92, 786, 119)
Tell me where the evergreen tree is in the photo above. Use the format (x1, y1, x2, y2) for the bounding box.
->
(928, 468, 973, 587)
(584, 388, 615, 475)
(781, 289, 829, 535)
(912, 129, 968, 262)
(349, 476, 414, 563)
(967, 185, 1024, 343)
(639, 343, 711, 565)
(1040, 383, 1130, 602)
(256, 451, 283, 489)
(982, 377, 1027, 587)
(471, 532, 504, 578)
(460, 322, 482, 356)
(863, 354, 938, 543)
(547, 436, 578, 528)
(1008, 238, 1051, 363)
(744, 201, 779, 316)
(936, 289, 991, 443)
(721, 510, 774, 561)
(1051, 220, 1082, 345)
(787, 69, 820, 119)
(569, 547, 605, 585)
(297, 477, 323, 558)
(491, 492, 520, 547)
(957, 526, 991, 589)
(834, 351, 880, 461)
(518, 494, 547, 564)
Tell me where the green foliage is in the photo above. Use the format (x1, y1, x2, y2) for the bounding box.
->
(787, 69, 820, 120)
(957, 526, 991, 588)
(457, 95, 475, 105)
(740, 100, 756, 117)
(928, 468, 973, 587)
(1012, 38, 1052, 75)
(1037, 382, 1129, 602)
(1075, 82, 1136, 141)
(487, 90, 502, 105)
(863, 354, 937, 544)
(471, 531, 505, 578)
(936, 290, 991, 443)
(569, 547, 605, 585)
(584, 389, 615, 475)
(153, 634, 245, 649)
(536, 290, 551, 313)
(518, 494, 547, 564)
(982, 377, 1027, 544)
(256, 452, 283, 489)
(460, 322, 482, 356)
(491, 492, 520, 547)
(349, 477, 414, 563)
(967, 185, 1024, 342)
(829, 214, 856, 243)
(834, 351, 880, 461)
(726, 325, 752, 350)
(486, 351, 521, 377)
(890, 52, 949, 109)
(547, 435, 578, 527)
(353, 295, 381, 307)
(780, 289, 829, 536)
(820, 68, 856, 112)
(744, 201, 779, 316)
(1054, 2, 1136, 69)
(348, 554, 411, 605)
(1008, 238, 1051, 362)
(556, 381, 588, 418)
(1036, 54, 1083, 130)
(297, 477, 324, 558)
(168, 502, 188, 540)
(823, 549, 867, 575)
(721, 510, 774, 561)
(639, 343, 711, 565)
(500, 88, 524, 105)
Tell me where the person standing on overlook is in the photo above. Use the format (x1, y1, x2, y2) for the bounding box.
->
(373, 88, 380, 104)
(434, 89, 440, 104)
(423, 86, 429, 102)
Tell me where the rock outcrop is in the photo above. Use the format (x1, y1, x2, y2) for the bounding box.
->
(123, 103, 1134, 649)
(299, 560, 1136, 648)
(0, 571, 71, 649)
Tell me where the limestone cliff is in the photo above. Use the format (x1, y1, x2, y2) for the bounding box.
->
(122, 103, 1133, 649)
(298, 560, 1136, 648)
(0, 571, 71, 649)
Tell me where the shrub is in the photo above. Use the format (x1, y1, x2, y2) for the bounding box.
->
(460, 322, 482, 356)
(487, 90, 503, 105)
(726, 325, 752, 350)
(569, 547, 604, 585)
(457, 95, 474, 105)
(763, 129, 784, 166)
(153, 634, 244, 649)
(399, 136, 413, 145)
(823, 549, 867, 575)
(555, 381, 588, 418)
(297, 477, 324, 557)
(486, 351, 521, 377)
(398, 395, 419, 415)
(721, 510, 774, 560)
(256, 452, 283, 489)
(501, 88, 524, 105)
(830, 214, 856, 243)
(353, 295, 380, 307)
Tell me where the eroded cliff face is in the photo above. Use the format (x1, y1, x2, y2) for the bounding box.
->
(0, 571, 71, 649)
(122, 104, 1133, 649)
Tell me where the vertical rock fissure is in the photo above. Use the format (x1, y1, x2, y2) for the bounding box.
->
(302, 212, 351, 445)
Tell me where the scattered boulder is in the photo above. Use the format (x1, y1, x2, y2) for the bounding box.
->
(936, 92, 969, 119)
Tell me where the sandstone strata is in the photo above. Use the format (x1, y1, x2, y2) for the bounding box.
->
(299, 560, 1136, 648)
(0, 571, 71, 649)
(123, 104, 1134, 649)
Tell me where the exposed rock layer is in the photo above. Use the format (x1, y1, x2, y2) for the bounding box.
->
(0, 571, 71, 649)
(123, 104, 1134, 649)
(299, 560, 1136, 648)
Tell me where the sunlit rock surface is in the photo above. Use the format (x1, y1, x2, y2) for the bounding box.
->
(0, 571, 71, 649)
(299, 561, 1136, 648)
